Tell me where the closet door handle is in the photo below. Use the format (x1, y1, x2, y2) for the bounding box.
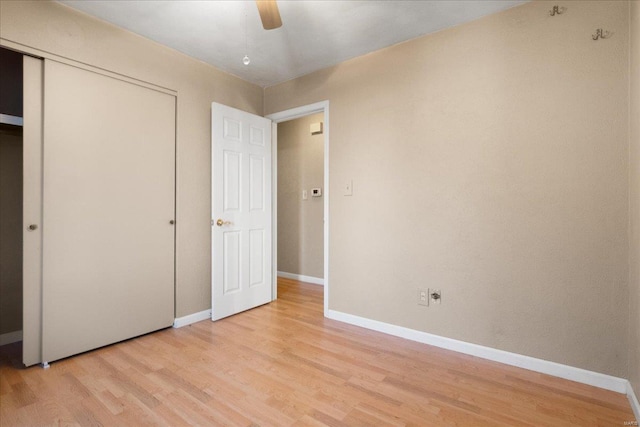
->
(169, 220, 175, 225)
(27, 224, 38, 231)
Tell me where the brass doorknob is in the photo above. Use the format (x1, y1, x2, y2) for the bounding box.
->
(216, 219, 225, 227)
(27, 224, 38, 231)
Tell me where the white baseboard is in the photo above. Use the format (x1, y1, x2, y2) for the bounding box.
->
(278, 271, 324, 286)
(628, 381, 640, 423)
(326, 309, 629, 394)
(0, 330, 22, 346)
(173, 309, 211, 328)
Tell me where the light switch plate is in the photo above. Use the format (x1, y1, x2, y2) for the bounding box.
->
(302, 190, 308, 200)
(344, 180, 353, 196)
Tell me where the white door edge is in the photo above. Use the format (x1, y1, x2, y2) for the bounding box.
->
(271, 122, 278, 301)
(266, 101, 330, 316)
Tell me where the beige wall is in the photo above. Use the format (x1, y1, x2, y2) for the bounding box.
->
(265, 1, 630, 377)
(0, 127, 23, 336)
(630, 0, 640, 400)
(0, 0, 263, 318)
(277, 113, 324, 279)
(1, 0, 635, 384)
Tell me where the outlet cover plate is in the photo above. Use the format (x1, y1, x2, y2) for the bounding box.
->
(418, 288, 429, 306)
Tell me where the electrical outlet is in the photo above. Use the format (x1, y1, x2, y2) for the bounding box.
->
(430, 289, 441, 305)
(418, 288, 429, 306)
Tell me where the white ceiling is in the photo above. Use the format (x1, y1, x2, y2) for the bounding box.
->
(59, 0, 528, 88)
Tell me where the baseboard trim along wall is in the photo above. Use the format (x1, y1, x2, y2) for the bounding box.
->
(326, 309, 631, 395)
(173, 309, 212, 328)
(628, 381, 640, 423)
(278, 271, 324, 286)
(0, 330, 22, 346)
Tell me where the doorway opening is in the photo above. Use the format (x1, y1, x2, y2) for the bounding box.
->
(268, 101, 329, 314)
(276, 113, 324, 284)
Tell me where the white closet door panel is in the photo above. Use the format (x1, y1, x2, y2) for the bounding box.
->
(42, 60, 175, 363)
(22, 56, 44, 366)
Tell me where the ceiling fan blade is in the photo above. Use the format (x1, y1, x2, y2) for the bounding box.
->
(255, 0, 282, 30)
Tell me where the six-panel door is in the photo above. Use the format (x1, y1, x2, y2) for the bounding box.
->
(212, 102, 272, 321)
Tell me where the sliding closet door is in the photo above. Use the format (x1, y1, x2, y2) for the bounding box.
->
(42, 60, 175, 363)
(23, 56, 43, 366)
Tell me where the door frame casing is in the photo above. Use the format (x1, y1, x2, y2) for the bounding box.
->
(266, 101, 330, 315)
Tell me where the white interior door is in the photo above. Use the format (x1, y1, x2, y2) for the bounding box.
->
(42, 60, 176, 363)
(211, 102, 272, 321)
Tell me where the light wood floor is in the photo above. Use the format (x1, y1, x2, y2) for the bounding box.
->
(0, 278, 636, 426)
